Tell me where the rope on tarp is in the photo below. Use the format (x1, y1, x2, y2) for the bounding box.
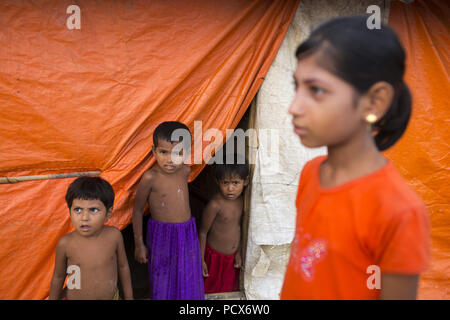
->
(0, 171, 101, 184)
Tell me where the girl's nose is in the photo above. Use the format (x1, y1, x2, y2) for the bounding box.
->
(288, 91, 306, 116)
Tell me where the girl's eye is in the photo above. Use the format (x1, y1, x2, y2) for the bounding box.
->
(233, 181, 239, 185)
(90, 208, 99, 213)
(310, 85, 326, 96)
(160, 150, 167, 154)
(74, 208, 82, 213)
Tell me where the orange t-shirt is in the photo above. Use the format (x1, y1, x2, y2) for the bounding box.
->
(281, 156, 430, 300)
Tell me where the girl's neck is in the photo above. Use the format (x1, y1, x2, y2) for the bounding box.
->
(321, 130, 387, 188)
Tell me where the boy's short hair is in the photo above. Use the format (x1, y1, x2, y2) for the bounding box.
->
(214, 154, 249, 181)
(65, 176, 115, 211)
(153, 121, 191, 148)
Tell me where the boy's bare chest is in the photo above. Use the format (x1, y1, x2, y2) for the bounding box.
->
(149, 174, 188, 200)
(217, 203, 242, 224)
(66, 239, 116, 269)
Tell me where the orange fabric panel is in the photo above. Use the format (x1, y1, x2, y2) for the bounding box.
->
(387, 0, 450, 300)
(0, 0, 299, 299)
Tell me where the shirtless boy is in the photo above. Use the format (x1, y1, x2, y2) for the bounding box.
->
(199, 157, 249, 293)
(132, 121, 204, 300)
(49, 176, 133, 300)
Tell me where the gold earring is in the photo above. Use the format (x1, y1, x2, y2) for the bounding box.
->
(366, 114, 377, 124)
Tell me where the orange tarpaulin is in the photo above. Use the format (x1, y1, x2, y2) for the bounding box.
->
(0, 0, 299, 299)
(387, 0, 450, 299)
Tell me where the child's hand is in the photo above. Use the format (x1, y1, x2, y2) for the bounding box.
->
(202, 261, 209, 277)
(134, 244, 148, 264)
(234, 254, 242, 269)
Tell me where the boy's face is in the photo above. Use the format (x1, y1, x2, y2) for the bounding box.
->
(69, 198, 111, 237)
(153, 139, 185, 174)
(217, 174, 249, 200)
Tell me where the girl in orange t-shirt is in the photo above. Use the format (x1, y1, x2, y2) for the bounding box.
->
(281, 16, 430, 300)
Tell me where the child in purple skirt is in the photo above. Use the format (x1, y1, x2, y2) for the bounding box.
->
(132, 121, 204, 300)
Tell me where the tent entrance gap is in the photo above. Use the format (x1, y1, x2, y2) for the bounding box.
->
(189, 99, 257, 300)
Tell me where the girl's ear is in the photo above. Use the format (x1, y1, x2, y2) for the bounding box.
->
(244, 176, 250, 187)
(362, 81, 394, 123)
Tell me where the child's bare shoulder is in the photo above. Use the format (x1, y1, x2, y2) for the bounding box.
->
(57, 233, 72, 246)
(208, 193, 223, 208)
(142, 167, 157, 181)
(138, 168, 159, 189)
(55, 232, 75, 252)
(102, 225, 122, 239)
(181, 164, 191, 178)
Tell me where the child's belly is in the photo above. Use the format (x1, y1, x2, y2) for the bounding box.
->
(65, 264, 118, 300)
(149, 201, 191, 223)
(207, 226, 240, 255)
(149, 193, 191, 223)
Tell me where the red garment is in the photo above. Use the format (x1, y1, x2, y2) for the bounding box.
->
(281, 156, 430, 299)
(204, 242, 239, 294)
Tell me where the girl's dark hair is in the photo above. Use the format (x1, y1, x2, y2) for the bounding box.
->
(296, 16, 411, 151)
(65, 176, 115, 211)
(153, 121, 191, 148)
(214, 154, 249, 181)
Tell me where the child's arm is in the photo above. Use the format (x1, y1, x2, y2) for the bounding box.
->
(374, 207, 429, 300)
(115, 229, 134, 300)
(380, 274, 419, 300)
(234, 214, 244, 269)
(49, 236, 68, 300)
(234, 241, 242, 269)
(199, 199, 220, 277)
(132, 171, 153, 263)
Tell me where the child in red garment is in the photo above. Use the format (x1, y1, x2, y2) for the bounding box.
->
(199, 156, 249, 293)
(281, 16, 430, 300)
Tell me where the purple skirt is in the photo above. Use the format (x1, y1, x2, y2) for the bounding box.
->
(146, 216, 205, 300)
